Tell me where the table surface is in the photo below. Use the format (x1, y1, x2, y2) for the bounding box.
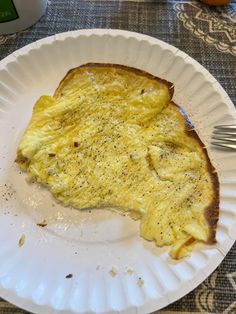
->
(0, 0, 236, 313)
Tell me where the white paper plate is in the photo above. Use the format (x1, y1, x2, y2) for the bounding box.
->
(0, 29, 236, 314)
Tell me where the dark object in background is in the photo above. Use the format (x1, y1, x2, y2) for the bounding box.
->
(200, 0, 231, 5)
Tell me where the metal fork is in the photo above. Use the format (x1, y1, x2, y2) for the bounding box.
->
(212, 124, 236, 150)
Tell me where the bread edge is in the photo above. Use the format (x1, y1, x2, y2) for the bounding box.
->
(53, 63, 174, 99)
(172, 102, 219, 244)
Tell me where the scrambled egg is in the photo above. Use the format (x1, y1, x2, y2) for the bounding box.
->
(16, 64, 219, 259)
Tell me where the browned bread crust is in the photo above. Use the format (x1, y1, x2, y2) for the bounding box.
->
(173, 102, 219, 244)
(54, 63, 174, 99)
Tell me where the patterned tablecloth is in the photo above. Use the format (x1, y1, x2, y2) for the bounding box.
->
(0, 0, 236, 313)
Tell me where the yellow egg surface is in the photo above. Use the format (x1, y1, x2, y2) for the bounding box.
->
(16, 64, 219, 259)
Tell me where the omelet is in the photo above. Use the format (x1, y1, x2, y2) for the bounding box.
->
(16, 64, 219, 259)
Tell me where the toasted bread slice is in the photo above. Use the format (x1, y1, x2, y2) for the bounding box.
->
(16, 64, 219, 259)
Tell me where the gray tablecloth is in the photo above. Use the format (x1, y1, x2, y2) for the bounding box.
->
(0, 0, 235, 313)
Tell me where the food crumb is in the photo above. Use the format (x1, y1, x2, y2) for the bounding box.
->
(137, 277, 144, 287)
(126, 268, 134, 275)
(18, 234, 25, 247)
(65, 273, 73, 279)
(37, 219, 47, 227)
(109, 266, 117, 277)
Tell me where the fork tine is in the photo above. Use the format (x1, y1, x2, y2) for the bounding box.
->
(212, 124, 236, 150)
(214, 124, 236, 130)
(213, 130, 236, 136)
(211, 141, 236, 150)
(212, 136, 236, 143)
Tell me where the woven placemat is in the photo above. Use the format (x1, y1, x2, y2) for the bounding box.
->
(0, 1, 235, 313)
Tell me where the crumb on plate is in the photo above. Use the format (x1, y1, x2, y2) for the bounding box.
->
(137, 277, 144, 287)
(126, 267, 134, 275)
(109, 267, 117, 277)
(18, 234, 25, 247)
